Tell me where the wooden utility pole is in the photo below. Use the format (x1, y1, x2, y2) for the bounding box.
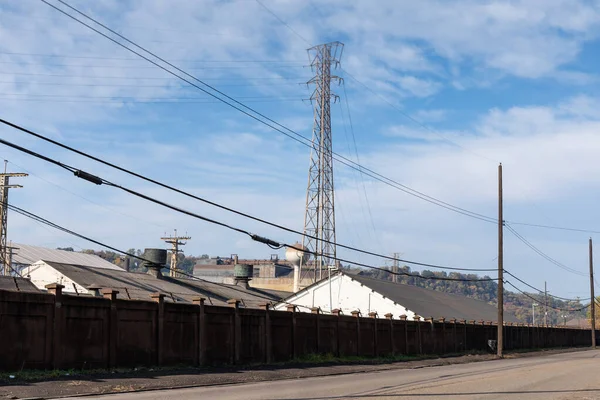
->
(161, 229, 191, 278)
(497, 163, 504, 357)
(544, 281, 548, 327)
(590, 238, 596, 349)
(392, 252, 399, 283)
(0, 161, 27, 276)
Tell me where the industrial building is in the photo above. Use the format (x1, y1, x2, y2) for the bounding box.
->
(274, 271, 518, 323)
(14, 245, 285, 308)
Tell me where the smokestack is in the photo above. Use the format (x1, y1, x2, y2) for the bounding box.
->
(143, 248, 167, 279)
(233, 263, 253, 289)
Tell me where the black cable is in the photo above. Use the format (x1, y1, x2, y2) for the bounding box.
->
(41, 0, 497, 224)
(505, 280, 590, 313)
(0, 51, 305, 63)
(504, 270, 590, 302)
(0, 136, 498, 282)
(0, 138, 254, 238)
(0, 60, 305, 70)
(506, 221, 600, 235)
(6, 203, 300, 305)
(505, 224, 588, 277)
(0, 121, 496, 273)
(255, 0, 312, 47)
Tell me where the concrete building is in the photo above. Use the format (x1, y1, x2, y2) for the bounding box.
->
(274, 271, 518, 322)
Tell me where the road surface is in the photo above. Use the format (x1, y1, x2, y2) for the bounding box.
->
(64, 350, 600, 400)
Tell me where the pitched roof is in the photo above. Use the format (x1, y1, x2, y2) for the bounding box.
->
(348, 273, 518, 322)
(13, 244, 122, 270)
(565, 317, 591, 328)
(0, 276, 41, 293)
(41, 261, 281, 308)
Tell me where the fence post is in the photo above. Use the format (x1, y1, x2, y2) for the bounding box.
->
(45, 283, 64, 370)
(439, 318, 446, 354)
(333, 309, 342, 357)
(192, 297, 206, 366)
(262, 303, 272, 363)
(287, 305, 297, 359)
(385, 313, 395, 356)
(449, 318, 457, 353)
(228, 299, 241, 364)
(150, 292, 166, 366)
(101, 289, 119, 369)
(414, 315, 423, 354)
(311, 307, 321, 354)
(369, 312, 378, 356)
(352, 310, 361, 356)
(400, 315, 408, 354)
(426, 317, 435, 354)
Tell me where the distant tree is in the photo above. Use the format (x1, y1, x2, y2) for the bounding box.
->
(587, 296, 600, 328)
(57, 247, 74, 252)
(200, 254, 209, 259)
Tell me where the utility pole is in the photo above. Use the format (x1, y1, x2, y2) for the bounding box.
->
(301, 41, 344, 283)
(392, 252, 400, 283)
(590, 237, 596, 349)
(544, 281, 548, 327)
(497, 163, 504, 357)
(161, 229, 191, 278)
(0, 161, 27, 276)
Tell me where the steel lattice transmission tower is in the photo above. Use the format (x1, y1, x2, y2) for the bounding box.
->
(301, 41, 344, 283)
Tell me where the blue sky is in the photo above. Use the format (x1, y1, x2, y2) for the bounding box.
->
(1, 0, 600, 301)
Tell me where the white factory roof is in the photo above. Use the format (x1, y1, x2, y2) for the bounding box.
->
(11, 243, 123, 271)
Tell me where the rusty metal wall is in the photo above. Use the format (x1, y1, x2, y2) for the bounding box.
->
(0, 288, 597, 371)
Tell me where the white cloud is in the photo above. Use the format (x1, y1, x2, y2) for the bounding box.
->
(0, 0, 598, 300)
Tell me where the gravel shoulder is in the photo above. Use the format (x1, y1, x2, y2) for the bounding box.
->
(0, 348, 591, 400)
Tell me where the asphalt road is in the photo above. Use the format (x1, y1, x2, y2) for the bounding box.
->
(64, 350, 600, 400)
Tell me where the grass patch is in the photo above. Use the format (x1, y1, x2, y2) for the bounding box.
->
(0, 365, 191, 383)
(3, 348, 573, 383)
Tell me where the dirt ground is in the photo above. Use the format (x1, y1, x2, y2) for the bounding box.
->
(0, 348, 590, 400)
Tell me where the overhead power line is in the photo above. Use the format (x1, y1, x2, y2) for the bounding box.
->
(505, 224, 588, 278)
(504, 269, 590, 302)
(505, 221, 600, 235)
(0, 50, 305, 63)
(0, 133, 497, 279)
(41, 0, 497, 225)
(255, 0, 312, 47)
(0, 72, 306, 81)
(0, 118, 495, 272)
(7, 203, 292, 303)
(253, 0, 496, 164)
(0, 60, 306, 70)
(505, 280, 590, 313)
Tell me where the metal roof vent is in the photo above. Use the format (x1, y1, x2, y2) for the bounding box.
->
(233, 263, 253, 289)
(143, 248, 167, 279)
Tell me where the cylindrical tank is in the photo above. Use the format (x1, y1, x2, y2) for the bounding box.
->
(285, 243, 309, 266)
(234, 263, 254, 279)
(286, 243, 309, 293)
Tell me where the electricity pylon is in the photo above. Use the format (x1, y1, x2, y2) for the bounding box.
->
(301, 42, 344, 282)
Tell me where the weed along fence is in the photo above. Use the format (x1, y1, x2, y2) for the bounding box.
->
(0, 285, 596, 371)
